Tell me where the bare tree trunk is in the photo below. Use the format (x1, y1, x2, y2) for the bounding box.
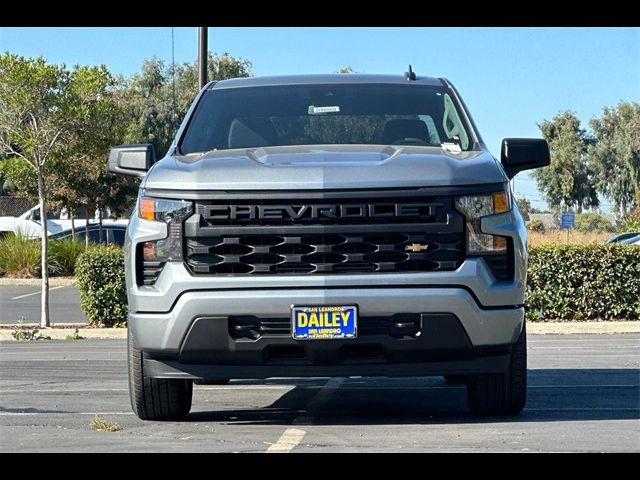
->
(71, 211, 76, 240)
(37, 168, 50, 328)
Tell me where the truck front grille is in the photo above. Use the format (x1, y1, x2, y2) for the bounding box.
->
(183, 190, 465, 276)
(185, 232, 464, 274)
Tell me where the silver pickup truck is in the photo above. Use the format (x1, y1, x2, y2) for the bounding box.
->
(108, 72, 550, 420)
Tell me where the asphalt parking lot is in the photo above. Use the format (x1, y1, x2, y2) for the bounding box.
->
(0, 285, 87, 325)
(0, 334, 638, 452)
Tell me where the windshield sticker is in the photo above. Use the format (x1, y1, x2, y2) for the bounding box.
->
(308, 105, 340, 115)
(441, 142, 462, 154)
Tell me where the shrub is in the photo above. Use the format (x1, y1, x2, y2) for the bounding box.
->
(75, 245, 127, 327)
(0, 233, 62, 278)
(526, 244, 640, 320)
(619, 200, 640, 232)
(11, 316, 51, 341)
(49, 238, 86, 276)
(526, 219, 546, 233)
(0, 234, 87, 278)
(0, 233, 40, 277)
(65, 328, 84, 340)
(574, 212, 614, 233)
(621, 217, 640, 232)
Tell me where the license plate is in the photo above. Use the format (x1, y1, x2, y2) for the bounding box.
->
(291, 305, 358, 340)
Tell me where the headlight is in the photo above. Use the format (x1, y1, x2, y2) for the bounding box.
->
(455, 190, 510, 254)
(138, 196, 192, 262)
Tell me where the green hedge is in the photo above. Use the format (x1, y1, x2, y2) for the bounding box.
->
(74, 243, 640, 326)
(527, 244, 640, 320)
(75, 245, 127, 327)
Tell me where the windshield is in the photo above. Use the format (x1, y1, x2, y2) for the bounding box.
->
(179, 84, 474, 154)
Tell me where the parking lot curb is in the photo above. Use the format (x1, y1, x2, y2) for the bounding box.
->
(0, 321, 638, 341)
(527, 321, 639, 335)
(0, 277, 76, 286)
(0, 327, 125, 341)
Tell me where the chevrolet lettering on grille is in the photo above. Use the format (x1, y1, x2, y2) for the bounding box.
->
(205, 203, 432, 221)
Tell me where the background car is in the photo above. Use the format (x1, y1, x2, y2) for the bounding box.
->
(605, 232, 640, 243)
(619, 234, 640, 245)
(50, 222, 128, 246)
(0, 204, 127, 239)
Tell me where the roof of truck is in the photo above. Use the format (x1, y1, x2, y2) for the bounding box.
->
(210, 74, 444, 89)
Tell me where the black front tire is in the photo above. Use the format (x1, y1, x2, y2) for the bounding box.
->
(128, 331, 193, 421)
(466, 324, 527, 416)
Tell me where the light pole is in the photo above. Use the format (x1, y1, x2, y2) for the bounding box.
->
(198, 27, 208, 90)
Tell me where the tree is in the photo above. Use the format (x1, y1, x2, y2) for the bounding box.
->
(0, 54, 73, 327)
(0, 172, 15, 196)
(515, 196, 532, 221)
(120, 52, 252, 158)
(56, 65, 137, 243)
(532, 111, 599, 213)
(574, 212, 615, 233)
(621, 193, 640, 231)
(589, 102, 640, 217)
(0, 62, 138, 245)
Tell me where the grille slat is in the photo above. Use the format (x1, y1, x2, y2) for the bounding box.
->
(142, 260, 166, 285)
(186, 231, 463, 274)
(185, 194, 465, 275)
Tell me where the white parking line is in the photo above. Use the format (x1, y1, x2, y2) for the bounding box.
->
(11, 285, 65, 300)
(266, 428, 307, 453)
(531, 346, 640, 350)
(266, 377, 345, 453)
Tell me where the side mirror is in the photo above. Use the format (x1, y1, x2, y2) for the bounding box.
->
(500, 138, 550, 179)
(107, 144, 156, 177)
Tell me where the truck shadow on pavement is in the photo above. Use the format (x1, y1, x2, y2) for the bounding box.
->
(185, 368, 640, 425)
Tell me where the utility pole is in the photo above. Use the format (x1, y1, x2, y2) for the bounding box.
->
(198, 27, 208, 90)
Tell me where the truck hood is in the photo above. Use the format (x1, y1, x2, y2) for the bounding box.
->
(143, 145, 507, 191)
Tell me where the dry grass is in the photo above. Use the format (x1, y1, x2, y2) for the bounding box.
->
(90, 415, 121, 432)
(528, 230, 611, 246)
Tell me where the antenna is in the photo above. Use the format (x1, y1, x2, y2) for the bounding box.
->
(198, 27, 208, 89)
(405, 65, 416, 81)
(171, 27, 177, 131)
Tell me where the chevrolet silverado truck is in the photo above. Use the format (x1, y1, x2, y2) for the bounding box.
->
(107, 73, 550, 420)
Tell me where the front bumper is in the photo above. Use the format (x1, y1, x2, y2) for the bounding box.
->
(131, 286, 523, 353)
(130, 286, 524, 379)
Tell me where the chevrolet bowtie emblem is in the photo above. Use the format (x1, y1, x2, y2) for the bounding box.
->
(405, 243, 429, 253)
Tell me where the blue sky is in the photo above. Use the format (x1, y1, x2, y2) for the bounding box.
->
(1, 27, 638, 211)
